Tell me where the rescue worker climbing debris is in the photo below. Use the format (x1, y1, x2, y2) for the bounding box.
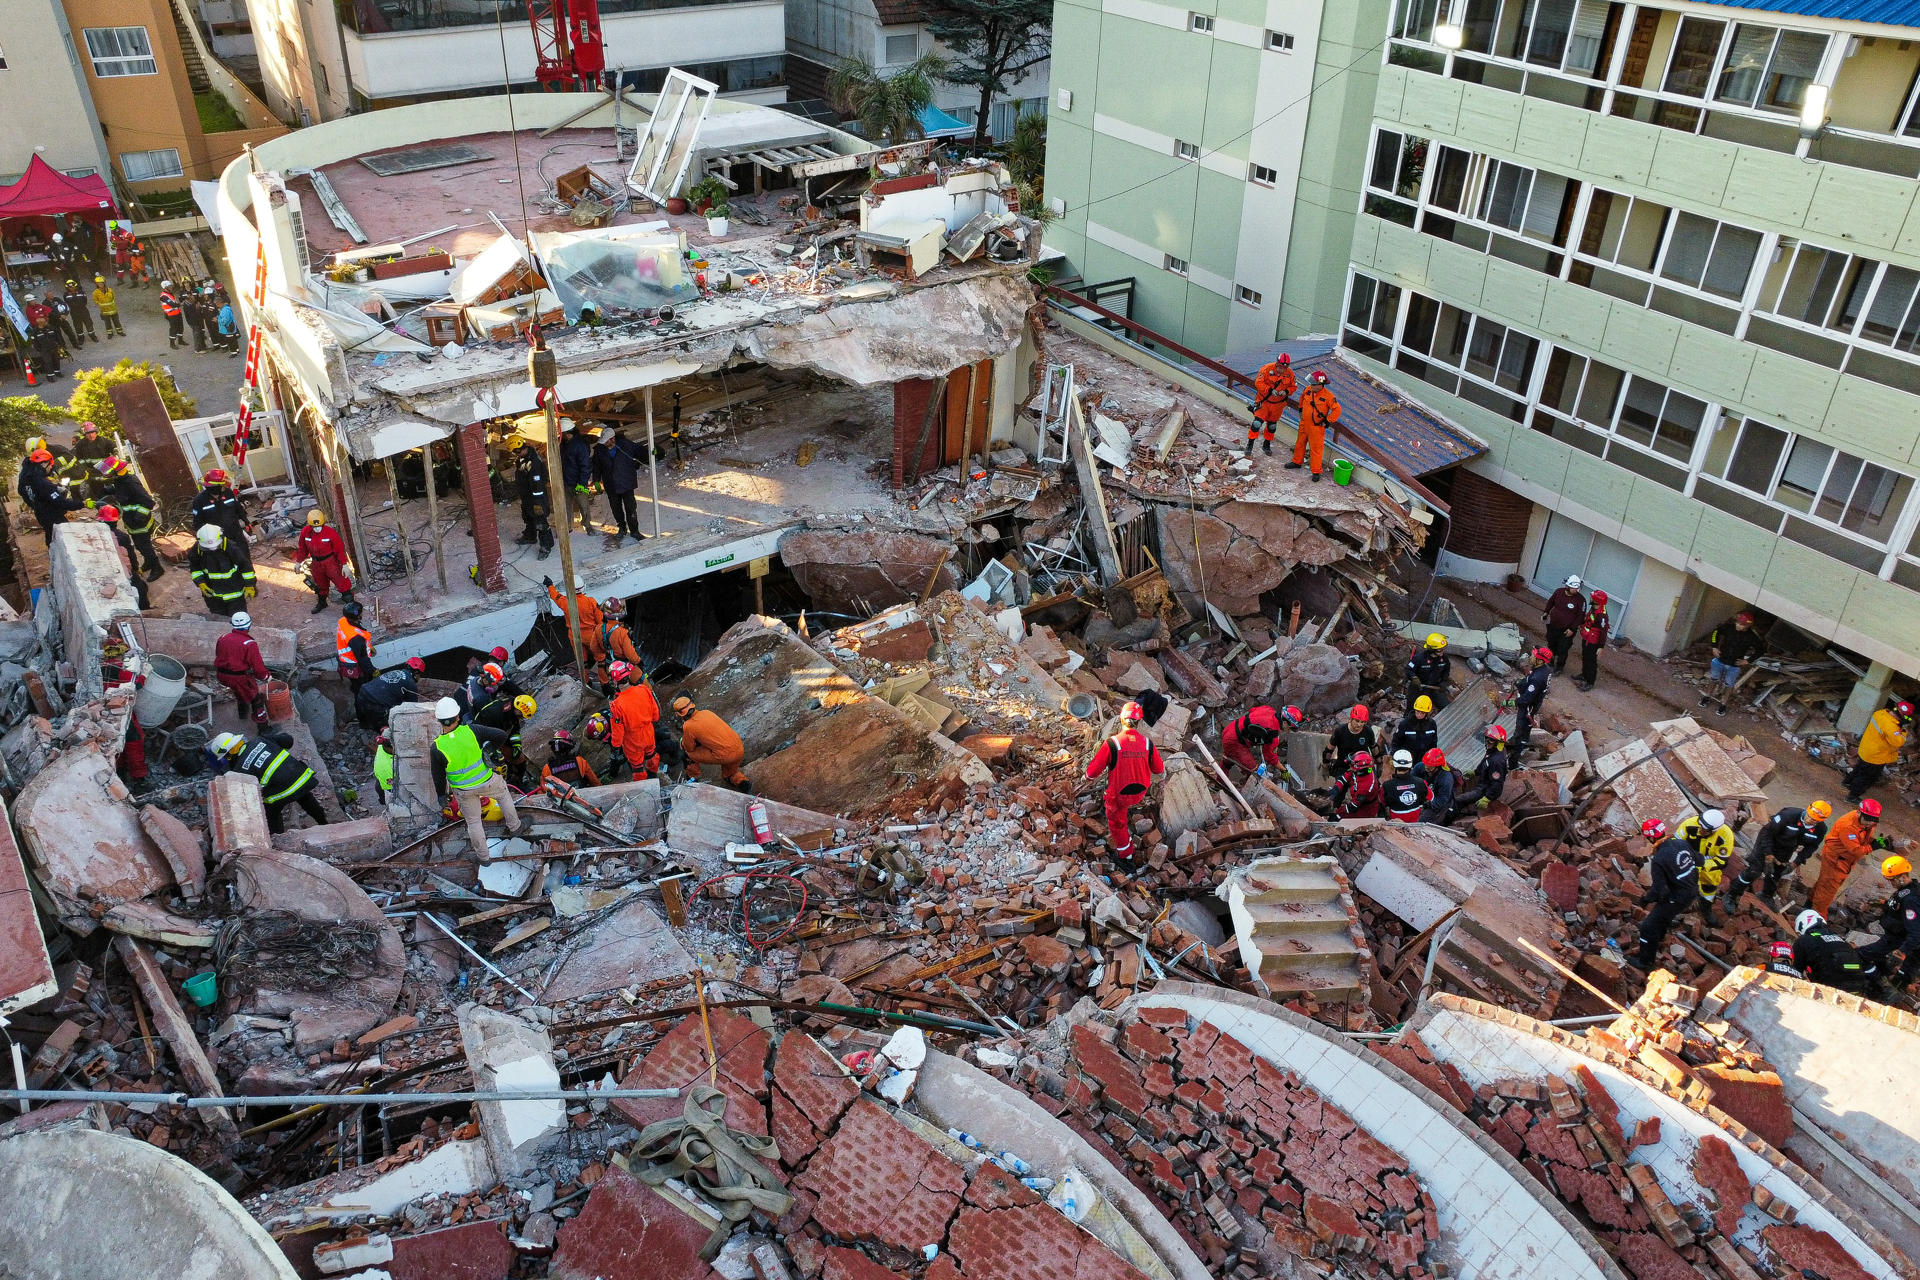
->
(1084, 701, 1164, 861)
(1322, 705, 1377, 778)
(336, 601, 375, 694)
(1634, 820, 1694, 972)
(1733, 800, 1831, 904)
(1859, 856, 1920, 991)
(1790, 909, 1876, 994)
(1676, 808, 1734, 926)
(1330, 750, 1381, 819)
(96, 456, 161, 578)
(431, 697, 525, 862)
(608, 662, 663, 780)
(1382, 750, 1432, 824)
(1220, 703, 1302, 780)
(210, 730, 329, 834)
(1810, 799, 1891, 916)
(1390, 696, 1439, 762)
(1846, 698, 1911, 804)
(1456, 724, 1511, 810)
(672, 696, 751, 789)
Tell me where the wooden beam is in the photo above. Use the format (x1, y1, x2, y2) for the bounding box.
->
(112, 936, 241, 1147)
(1068, 395, 1124, 585)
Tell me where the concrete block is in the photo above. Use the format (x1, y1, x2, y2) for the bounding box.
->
(209, 772, 273, 857)
(457, 1004, 567, 1177)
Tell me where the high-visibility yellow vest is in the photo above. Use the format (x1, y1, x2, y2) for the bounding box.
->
(373, 745, 394, 792)
(435, 725, 492, 788)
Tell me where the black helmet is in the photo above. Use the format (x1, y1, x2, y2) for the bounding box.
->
(342, 601, 364, 621)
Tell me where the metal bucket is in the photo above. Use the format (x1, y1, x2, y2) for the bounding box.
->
(1066, 692, 1099, 719)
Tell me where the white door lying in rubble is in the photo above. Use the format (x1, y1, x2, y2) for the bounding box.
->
(1530, 514, 1640, 630)
(628, 69, 717, 202)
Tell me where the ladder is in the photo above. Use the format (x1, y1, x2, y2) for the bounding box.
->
(1036, 363, 1074, 464)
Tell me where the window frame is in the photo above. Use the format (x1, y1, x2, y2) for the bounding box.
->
(881, 31, 918, 65)
(1235, 284, 1263, 308)
(1164, 254, 1189, 276)
(1248, 162, 1278, 186)
(1173, 139, 1200, 161)
(1707, 415, 1917, 555)
(1266, 31, 1294, 52)
(1189, 12, 1214, 33)
(1758, 237, 1920, 365)
(83, 26, 158, 78)
(119, 147, 184, 181)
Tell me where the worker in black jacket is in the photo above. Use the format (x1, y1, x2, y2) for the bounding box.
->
(1860, 856, 1920, 988)
(96, 456, 163, 578)
(1634, 821, 1697, 971)
(1322, 705, 1378, 778)
(1455, 725, 1512, 810)
(1733, 801, 1832, 903)
(1511, 646, 1552, 752)
(1390, 696, 1440, 761)
(1405, 633, 1451, 711)
(1700, 610, 1763, 717)
(512, 438, 554, 559)
(591, 423, 650, 546)
(1418, 748, 1457, 823)
(19, 449, 85, 541)
(356, 658, 424, 730)
(190, 469, 253, 569)
(209, 729, 328, 833)
(1382, 751, 1431, 823)
(559, 420, 597, 532)
(1790, 909, 1876, 993)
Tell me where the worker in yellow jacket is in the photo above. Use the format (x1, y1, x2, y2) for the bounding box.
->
(1847, 700, 1912, 804)
(1677, 809, 1734, 923)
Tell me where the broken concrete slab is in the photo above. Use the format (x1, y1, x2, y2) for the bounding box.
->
(578, 778, 662, 840)
(1218, 856, 1371, 1020)
(140, 804, 208, 899)
(665, 781, 839, 872)
(1592, 739, 1696, 831)
(221, 848, 406, 1053)
(386, 701, 446, 837)
(539, 899, 694, 1004)
(271, 815, 393, 864)
(1648, 716, 1769, 806)
(103, 899, 218, 947)
(1387, 619, 1526, 659)
(1272, 644, 1359, 718)
(209, 772, 275, 858)
(0, 1128, 298, 1280)
(387, 1220, 517, 1280)
(549, 1164, 724, 1280)
(0, 793, 56, 1016)
(1156, 503, 1341, 618)
(49, 523, 143, 704)
(521, 675, 585, 768)
(1154, 754, 1221, 842)
(457, 1003, 567, 1177)
(113, 935, 242, 1148)
(16, 743, 172, 931)
(134, 613, 301, 669)
(779, 528, 961, 615)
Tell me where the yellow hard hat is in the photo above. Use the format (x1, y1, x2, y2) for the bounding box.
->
(1414, 695, 1433, 713)
(307, 509, 326, 526)
(1883, 855, 1912, 879)
(513, 694, 537, 719)
(1807, 799, 1832, 822)
(1424, 632, 1447, 650)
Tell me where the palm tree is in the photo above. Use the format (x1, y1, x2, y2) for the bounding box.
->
(828, 55, 948, 144)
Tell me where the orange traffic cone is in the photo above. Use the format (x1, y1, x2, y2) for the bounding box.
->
(23, 360, 37, 387)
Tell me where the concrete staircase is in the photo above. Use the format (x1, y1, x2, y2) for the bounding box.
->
(1220, 857, 1371, 1010)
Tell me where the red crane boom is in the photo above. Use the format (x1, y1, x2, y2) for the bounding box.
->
(527, 0, 605, 91)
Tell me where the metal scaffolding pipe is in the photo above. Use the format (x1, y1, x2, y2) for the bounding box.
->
(0, 1087, 681, 1108)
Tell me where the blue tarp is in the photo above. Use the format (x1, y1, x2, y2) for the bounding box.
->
(918, 104, 974, 138)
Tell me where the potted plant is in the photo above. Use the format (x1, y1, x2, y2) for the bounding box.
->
(705, 200, 731, 237)
(686, 175, 727, 215)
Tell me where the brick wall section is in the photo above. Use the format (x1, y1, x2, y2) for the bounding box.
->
(892, 378, 941, 488)
(1445, 469, 1533, 563)
(457, 423, 506, 593)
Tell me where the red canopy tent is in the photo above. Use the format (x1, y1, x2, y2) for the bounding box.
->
(0, 156, 117, 220)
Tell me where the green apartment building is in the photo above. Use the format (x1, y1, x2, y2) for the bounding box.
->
(1041, 0, 1393, 353)
(1334, 0, 1920, 726)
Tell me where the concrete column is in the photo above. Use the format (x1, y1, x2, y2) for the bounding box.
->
(386, 701, 444, 837)
(1839, 661, 1895, 738)
(1435, 468, 1533, 584)
(457, 423, 506, 593)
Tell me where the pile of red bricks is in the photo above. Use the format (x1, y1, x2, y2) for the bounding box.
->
(1056, 1008, 1437, 1279)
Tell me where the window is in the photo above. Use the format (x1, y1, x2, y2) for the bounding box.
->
(1164, 255, 1188, 276)
(1658, 213, 1761, 300)
(120, 148, 183, 181)
(1367, 129, 1428, 202)
(1249, 163, 1277, 186)
(1713, 24, 1825, 113)
(1266, 30, 1294, 52)
(1174, 139, 1199, 160)
(1343, 273, 1403, 359)
(1189, 12, 1214, 33)
(83, 26, 157, 77)
(1662, 17, 1725, 99)
(1705, 417, 1915, 551)
(1236, 285, 1263, 307)
(1613, 377, 1706, 461)
(1393, 0, 1441, 43)
(883, 32, 917, 65)
(1396, 291, 1537, 419)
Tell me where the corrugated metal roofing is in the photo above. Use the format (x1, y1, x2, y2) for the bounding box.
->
(1695, 0, 1920, 25)
(1220, 340, 1488, 479)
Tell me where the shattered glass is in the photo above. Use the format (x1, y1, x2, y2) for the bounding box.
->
(533, 232, 697, 324)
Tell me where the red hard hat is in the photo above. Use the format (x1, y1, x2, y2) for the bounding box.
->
(204, 468, 229, 485)
(608, 660, 633, 681)
(1484, 724, 1508, 743)
(28, 449, 52, 463)
(1861, 798, 1883, 819)
(1533, 646, 1553, 662)
(1121, 701, 1144, 723)
(1642, 819, 1667, 840)
(1591, 589, 1608, 605)
(97, 504, 120, 521)
(489, 646, 509, 662)
(1897, 701, 1915, 719)
(1735, 611, 1756, 624)
(1350, 704, 1370, 723)
(1277, 353, 1290, 365)
(1422, 748, 1446, 768)
(1309, 369, 1329, 385)
(1351, 751, 1373, 769)
(406, 656, 425, 673)
(1280, 705, 1304, 726)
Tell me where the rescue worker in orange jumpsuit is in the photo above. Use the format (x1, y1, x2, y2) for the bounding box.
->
(673, 696, 750, 789)
(541, 729, 603, 789)
(1084, 701, 1164, 861)
(1810, 799, 1891, 915)
(297, 509, 354, 614)
(598, 598, 643, 671)
(215, 610, 270, 723)
(1246, 354, 1296, 457)
(607, 661, 662, 779)
(1289, 369, 1341, 482)
(1221, 704, 1304, 778)
(544, 574, 603, 662)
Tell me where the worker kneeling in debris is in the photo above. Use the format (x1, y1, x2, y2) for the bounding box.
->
(1383, 750, 1431, 823)
(1418, 748, 1456, 823)
(431, 696, 526, 861)
(1633, 820, 1695, 971)
(1221, 703, 1302, 780)
(1454, 725, 1511, 812)
(1084, 701, 1164, 861)
(211, 730, 329, 834)
(1330, 750, 1381, 819)
(542, 729, 602, 789)
(1790, 909, 1877, 993)
(1859, 856, 1920, 991)
(357, 656, 424, 730)
(1677, 809, 1734, 925)
(673, 696, 750, 789)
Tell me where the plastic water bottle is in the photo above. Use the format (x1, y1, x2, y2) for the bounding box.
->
(946, 1129, 983, 1151)
(1020, 1176, 1055, 1193)
(993, 1151, 1033, 1176)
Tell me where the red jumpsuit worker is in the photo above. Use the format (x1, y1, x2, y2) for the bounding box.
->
(1222, 704, 1304, 777)
(214, 610, 270, 723)
(1084, 701, 1165, 860)
(1289, 370, 1342, 482)
(608, 663, 662, 778)
(1246, 355, 1296, 456)
(297, 509, 354, 613)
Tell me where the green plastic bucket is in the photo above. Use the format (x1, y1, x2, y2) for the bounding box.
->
(183, 971, 218, 1007)
(1331, 458, 1355, 486)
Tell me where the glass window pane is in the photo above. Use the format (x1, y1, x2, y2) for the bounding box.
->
(1841, 466, 1910, 542)
(1541, 348, 1585, 415)
(1702, 224, 1761, 298)
(1480, 162, 1531, 230)
(1726, 420, 1786, 491)
(1834, 259, 1881, 334)
(1618, 200, 1669, 272)
(1396, 0, 1441, 41)
(1433, 304, 1471, 366)
(1777, 438, 1833, 510)
(1655, 390, 1706, 459)
(1465, 318, 1508, 382)
(1496, 330, 1538, 390)
(1762, 31, 1825, 112)
(1523, 0, 1576, 66)
(1428, 148, 1471, 212)
(1616, 377, 1665, 446)
(1459, 0, 1500, 53)
(1817, 452, 1863, 522)
(1347, 277, 1376, 327)
(1714, 25, 1774, 108)
(1574, 360, 1624, 425)
(1664, 17, 1726, 99)
(1402, 294, 1440, 354)
(1661, 213, 1717, 289)
(1371, 281, 1402, 335)
(1370, 132, 1402, 192)
(1862, 267, 1920, 347)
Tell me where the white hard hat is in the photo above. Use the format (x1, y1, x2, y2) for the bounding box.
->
(572, 574, 585, 590)
(1565, 575, 1582, 589)
(1701, 808, 1726, 829)
(161, 279, 173, 289)
(231, 611, 251, 629)
(210, 731, 243, 755)
(1392, 749, 1413, 769)
(435, 696, 462, 720)
(195, 524, 223, 548)
(51, 233, 62, 243)
(1795, 909, 1823, 934)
